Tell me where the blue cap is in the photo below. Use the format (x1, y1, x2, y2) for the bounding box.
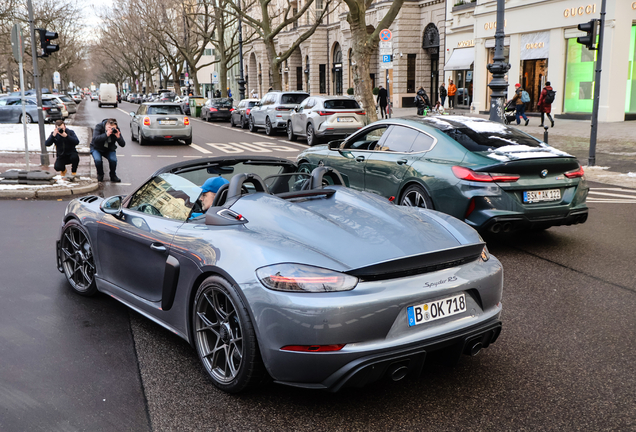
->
(201, 176, 229, 194)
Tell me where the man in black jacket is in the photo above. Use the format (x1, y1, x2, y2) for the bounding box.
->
(45, 120, 80, 178)
(91, 118, 126, 182)
(376, 85, 388, 119)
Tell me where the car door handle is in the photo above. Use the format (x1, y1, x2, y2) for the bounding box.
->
(397, 159, 408, 165)
(150, 243, 166, 252)
(356, 156, 366, 162)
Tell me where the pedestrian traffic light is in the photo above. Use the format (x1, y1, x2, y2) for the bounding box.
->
(37, 29, 59, 57)
(577, 19, 598, 50)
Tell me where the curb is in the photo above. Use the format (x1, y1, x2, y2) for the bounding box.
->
(0, 180, 100, 199)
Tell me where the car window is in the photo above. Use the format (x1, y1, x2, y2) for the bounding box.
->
(7, 99, 21, 106)
(411, 132, 436, 153)
(211, 99, 232, 107)
(281, 94, 308, 105)
(128, 173, 200, 221)
(247, 101, 257, 107)
(59, 96, 73, 102)
(300, 98, 311, 109)
(376, 126, 420, 153)
(345, 126, 390, 150)
(147, 105, 183, 115)
(0, 99, 8, 106)
(324, 99, 360, 109)
(42, 99, 56, 106)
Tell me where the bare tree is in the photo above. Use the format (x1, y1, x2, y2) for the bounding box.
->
(344, 0, 405, 122)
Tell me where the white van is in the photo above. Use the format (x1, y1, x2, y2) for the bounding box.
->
(99, 83, 118, 108)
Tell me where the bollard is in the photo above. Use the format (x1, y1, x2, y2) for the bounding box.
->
(543, 125, 549, 144)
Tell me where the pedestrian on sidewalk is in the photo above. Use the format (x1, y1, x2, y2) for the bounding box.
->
(45, 120, 80, 179)
(538, 81, 555, 128)
(415, 87, 430, 115)
(511, 83, 530, 126)
(439, 83, 447, 107)
(91, 118, 125, 182)
(377, 85, 388, 119)
(447, 79, 457, 109)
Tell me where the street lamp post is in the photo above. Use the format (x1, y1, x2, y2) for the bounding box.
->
(486, 0, 510, 123)
(237, 0, 246, 100)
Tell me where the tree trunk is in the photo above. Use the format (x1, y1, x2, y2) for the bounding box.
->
(264, 39, 281, 91)
(349, 16, 377, 122)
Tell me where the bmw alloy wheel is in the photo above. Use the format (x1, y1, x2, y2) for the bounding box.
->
(265, 117, 273, 136)
(401, 184, 433, 209)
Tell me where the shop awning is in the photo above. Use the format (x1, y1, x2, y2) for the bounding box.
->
(444, 47, 474, 71)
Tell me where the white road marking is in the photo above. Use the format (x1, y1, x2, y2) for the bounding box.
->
(183, 155, 204, 158)
(112, 183, 132, 186)
(587, 199, 636, 204)
(245, 132, 276, 140)
(588, 191, 636, 200)
(157, 155, 178, 158)
(592, 188, 636, 194)
(278, 140, 309, 148)
(117, 108, 129, 115)
(131, 154, 151, 157)
(190, 144, 212, 154)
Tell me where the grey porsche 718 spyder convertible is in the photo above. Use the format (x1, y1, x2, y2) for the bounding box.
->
(56, 156, 503, 393)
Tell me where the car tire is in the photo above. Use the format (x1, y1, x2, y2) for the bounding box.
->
(230, 116, 236, 127)
(400, 184, 434, 209)
(193, 275, 266, 393)
(19, 114, 33, 124)
(59, 219, 98, 297)
(114, 103, 118, 108)
(240, 115, 248, 129)
(130, 125, 138, 141)
(265, 117, 274, 136)
(248, 116, 256, 132)
(306, 124, 317, 146)
(184, 138, 192, 145)
(287, 121, 297, 141)
(139, 131, 146, 146)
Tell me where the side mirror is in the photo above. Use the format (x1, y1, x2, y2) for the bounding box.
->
(129, 112, 135, 117)
(100, 195, 123, 218)
(255, 101, 261, 106)
(293, 105, 300, 112)
(328, 140, 344, 151)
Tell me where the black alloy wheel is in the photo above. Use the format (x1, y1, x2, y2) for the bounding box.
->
(241, 115, 248, 129)
(60, 220, 97, 296)
(230, 115, 236, 127)
(193, 276, 265, 393)
(287, 121, 297, 141)
(248, 116, 256, 132)
(306, 124, 316, 146)
(400, 184, 433, 209)
(265, 117, 274, 136)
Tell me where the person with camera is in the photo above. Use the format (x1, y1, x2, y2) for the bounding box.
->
(45, 120, 80, 179)
(90, 118, 125, 182)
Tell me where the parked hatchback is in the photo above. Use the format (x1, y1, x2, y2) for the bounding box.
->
(230, 98, 259, 128)
(0, 96, 62, 123)
(287, 96, 367, 146)
(249, 91, 309, 135)
(201, 98, 233, 122)
(129, 102, 192, 145)
(50, 94, 77, 116)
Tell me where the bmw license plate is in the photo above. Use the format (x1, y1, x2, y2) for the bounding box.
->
(159, 120, 177, 125)
(523, 189, 561, 203)
(337, 117, 354, 122)
(407, 294, 466, 327)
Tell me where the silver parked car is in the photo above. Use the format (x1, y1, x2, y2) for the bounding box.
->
(230, 98, 259, 129)
(56, 156, 503, 394)
(129, 102, 192, 145)
(249, 91, 309, 136)
(51, 94, 77, 116)
(0, 96, 62, 123)
(287, 96, 367, 146)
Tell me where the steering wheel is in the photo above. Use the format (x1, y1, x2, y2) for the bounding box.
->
(137, 204, 163, 217)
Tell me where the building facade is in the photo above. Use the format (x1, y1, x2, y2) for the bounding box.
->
(445, 0, 636, 122)
(242, 0, 446, 108)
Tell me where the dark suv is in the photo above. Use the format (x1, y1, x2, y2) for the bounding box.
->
(248, 91, 309, 136)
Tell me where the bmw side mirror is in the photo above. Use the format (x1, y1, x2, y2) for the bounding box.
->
(100, 195, 123, 218)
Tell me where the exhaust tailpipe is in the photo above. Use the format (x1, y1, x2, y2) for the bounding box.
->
(490, 223, 502, 234)
(502, 222, 512, 233)
(388, 364, 409, 382)
(465, 342, 483, 357)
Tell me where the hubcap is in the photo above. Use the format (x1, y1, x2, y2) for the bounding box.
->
(402, 190, 428, 208)
(195, 287, 243, 383)
(60, 226, 95, 291)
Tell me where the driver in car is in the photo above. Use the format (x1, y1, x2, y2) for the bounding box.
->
(190, 176, 230, 219)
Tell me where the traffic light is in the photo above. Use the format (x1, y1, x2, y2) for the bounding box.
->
(577, 19, 599, 50)
(37, 29, 59, 57)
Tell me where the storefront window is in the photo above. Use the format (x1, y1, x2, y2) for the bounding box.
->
(486, 47, 510, 106)
(626, 25, 636, 114)
(564, 38, 597, 113)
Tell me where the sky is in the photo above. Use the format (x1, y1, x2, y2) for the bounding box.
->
(77, 0, 113, 39)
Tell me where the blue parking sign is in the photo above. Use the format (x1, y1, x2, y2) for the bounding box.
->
(382, 54, 392, 63)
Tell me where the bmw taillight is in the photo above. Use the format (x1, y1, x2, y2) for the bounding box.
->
(210, 107, 218, 112)
(143, 117, 151, 126)
(564, 166, 585, 178)
(452, 166, 520, 182)
(183, 117, 190, 125)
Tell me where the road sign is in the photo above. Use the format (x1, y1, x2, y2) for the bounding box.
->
(380, 53, 393, 70)
(11, 24, 23, 63)
(379, 41, 392, 55)
(211, 71, 219, 84)
(53, 71, 60, 85)
(379, 29, 392, 42)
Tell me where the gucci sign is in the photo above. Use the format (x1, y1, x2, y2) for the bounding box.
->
(484, 20, 507, 30)
(457, 40, 475, 48)
(632, 1, 636, 9)
(526, 42, 545, 49)
(563, 4, 596, 17)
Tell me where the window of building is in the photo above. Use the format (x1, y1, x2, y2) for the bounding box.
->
(407, 54, 416, 93)
(564, 37, 596, 113)
(319, 64, 326, 94)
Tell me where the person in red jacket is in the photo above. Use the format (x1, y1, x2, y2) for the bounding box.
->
(538, 81, 555, 128)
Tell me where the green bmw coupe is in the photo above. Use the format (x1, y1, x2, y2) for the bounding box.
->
(296, 116, 589, 233)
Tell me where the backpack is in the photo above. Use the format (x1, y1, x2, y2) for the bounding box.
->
(521, 90, 531, 103)
(544, 89, 556, 105)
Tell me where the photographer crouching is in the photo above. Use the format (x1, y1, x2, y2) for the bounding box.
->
(90, 118, 125, 182)
(45, 120, 80, 180)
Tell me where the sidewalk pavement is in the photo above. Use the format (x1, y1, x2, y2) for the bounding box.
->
(388, 106, 636, 189)
(0, 119, 99, 199)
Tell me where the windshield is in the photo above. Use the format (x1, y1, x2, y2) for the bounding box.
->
(147, 105, 183, 115)
(211, 98, 233, 107)
(324, 99, 360, 109)
(281, 94, 309, 104)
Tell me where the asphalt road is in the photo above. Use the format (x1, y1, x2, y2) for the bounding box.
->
(1, 99, 635, 431)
